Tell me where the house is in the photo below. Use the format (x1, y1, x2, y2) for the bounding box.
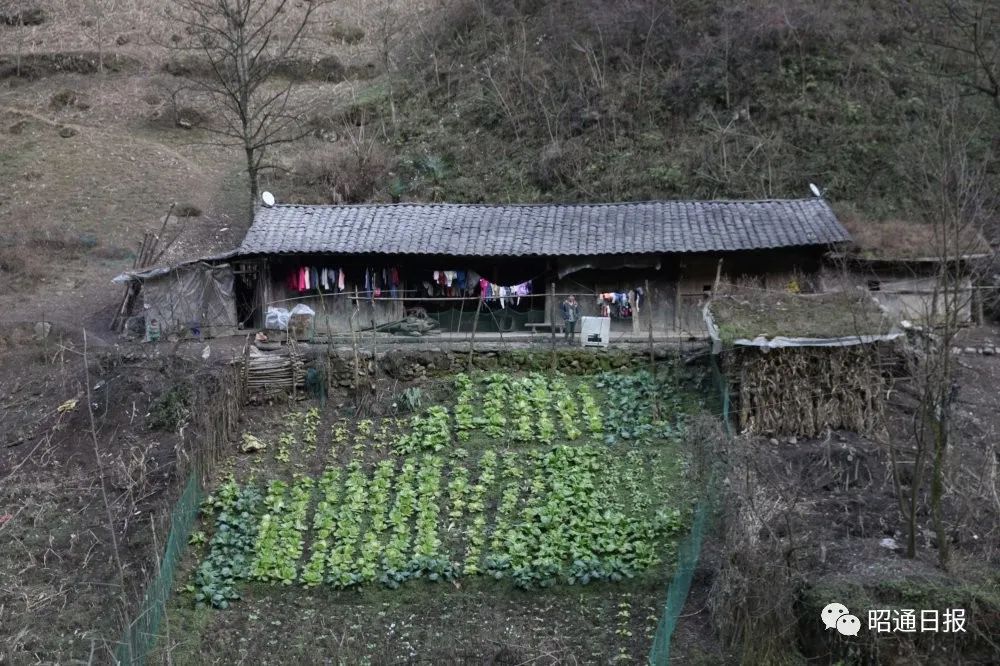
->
(823, 216, 993, 324)
(114, 198, 852, 341)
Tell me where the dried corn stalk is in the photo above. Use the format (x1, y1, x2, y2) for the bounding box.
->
(733, 345, 887, 437)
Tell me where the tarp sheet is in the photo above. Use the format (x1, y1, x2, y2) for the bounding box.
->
(142, 263, 237, 338)
(112, 251, 238, 284)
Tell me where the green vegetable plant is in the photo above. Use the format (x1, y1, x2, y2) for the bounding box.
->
(187, 478, 263, 608)
(490, 452, 525, 553)
(250, 475, 314, 585)
(595, 370, 687, 444)
(551, 377, 582, 440)
(578, 384, 604, 435)
(408, 455, 455, 581)
(381, 459, 417, 587)
(445, 459, 471, 523)
(511, 378, 535, 443)
(480, 374, 509, 439)
(300, 467, 340, 586)
(395, 405, 451, 455)
(453, 373, 475, 441)
(327, 460, 367, 588)
(302, 407, 321, 454)
(462, 450, 497, 575)
(357, 460, 394, 583)
(487, 445, 679, 589)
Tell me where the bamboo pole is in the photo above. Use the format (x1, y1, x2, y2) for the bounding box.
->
(467, 296, 483, 372)
(351, 287, 361, 395)
(646, 279, 654, 373)
(550, 282, 557, 370)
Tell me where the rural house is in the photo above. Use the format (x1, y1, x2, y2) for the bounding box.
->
(115, 198, 852, 341)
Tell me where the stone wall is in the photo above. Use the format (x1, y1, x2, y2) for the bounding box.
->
(320, 347, 676, 387)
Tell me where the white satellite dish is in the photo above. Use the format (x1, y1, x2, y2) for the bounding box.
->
(809, 183, 823, 198)
(261, 191, 275, 207)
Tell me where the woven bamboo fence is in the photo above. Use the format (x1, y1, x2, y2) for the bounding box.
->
(239, 349, 305, 396)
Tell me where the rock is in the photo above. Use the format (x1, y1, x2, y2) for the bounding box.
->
(788, 436, 798, 445)
(879, 537, 900, 551)
(176, 119, 193, 130)
(951, 347, 962, 355)
(50, 89, 89, 111)
(768, 437, 779, 446)
(964, 347, 977, 355)
(115, 34, 131, 46)
(984, 347, 995, 356)
(174, 203, 202, 217)
(58, 126, 77, 138)
(33, 321, 51, 339)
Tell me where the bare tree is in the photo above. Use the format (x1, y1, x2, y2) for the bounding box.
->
(906, 0, 1000, 113)
(165, 0, 324, 213)
(84, 0, 116, 74)
(891, 103, 994, 568)
(371, 0, 401, 128)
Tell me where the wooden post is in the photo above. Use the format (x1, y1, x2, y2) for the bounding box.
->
(371, 317, 378, 392)
(673, 278, 681, 334)
(456, 290, 467, 334)
(646, 279, 655, 374)
(350, 287, 361, 395)
(550, 282, 557, 370)
(467, 295, 483, 372)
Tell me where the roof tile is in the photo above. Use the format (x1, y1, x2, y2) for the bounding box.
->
(237, 199, 851, 257)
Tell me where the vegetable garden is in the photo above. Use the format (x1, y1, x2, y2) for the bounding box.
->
(170, 367, 704, 662)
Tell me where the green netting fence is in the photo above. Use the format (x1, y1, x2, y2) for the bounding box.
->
(115, 471, 204, 665)
(647, 354, 733, 664)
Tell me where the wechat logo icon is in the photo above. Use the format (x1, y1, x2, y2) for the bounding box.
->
(822, 602, 861, 637)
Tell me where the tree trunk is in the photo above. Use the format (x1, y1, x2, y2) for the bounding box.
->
(245, 146, 258, 217)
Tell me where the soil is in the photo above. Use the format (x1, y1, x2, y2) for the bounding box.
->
(0, 327, 203, 662)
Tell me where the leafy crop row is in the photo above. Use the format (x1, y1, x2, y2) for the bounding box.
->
(300, 467, 341, 586)
(250, 476, 314, 585)
(595, 370, 687, 444)
(462, 450, 498, 575)
(327, 460, 368, 588)
(396, 405, 451, 454)
(382, 459, 417, 586)
(490, 445, 683, 588)
(187, 478, 263, 608)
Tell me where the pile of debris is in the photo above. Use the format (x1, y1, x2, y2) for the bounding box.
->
(376, 314, 440, 337)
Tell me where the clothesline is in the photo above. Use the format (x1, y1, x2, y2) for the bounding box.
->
(265, 291, 606, 307)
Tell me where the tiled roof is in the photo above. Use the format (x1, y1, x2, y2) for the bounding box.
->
(237, 199, 850, 257)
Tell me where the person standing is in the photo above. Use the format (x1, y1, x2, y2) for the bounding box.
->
(561, 294, 580, 343)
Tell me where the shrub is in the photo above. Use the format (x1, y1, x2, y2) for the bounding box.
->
(148, 385, 192, 432)
(282, 140, 393, 204)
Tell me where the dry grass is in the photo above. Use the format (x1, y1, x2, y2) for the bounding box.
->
(836, 203, 992, 259)
(710, 286, 894, 341)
